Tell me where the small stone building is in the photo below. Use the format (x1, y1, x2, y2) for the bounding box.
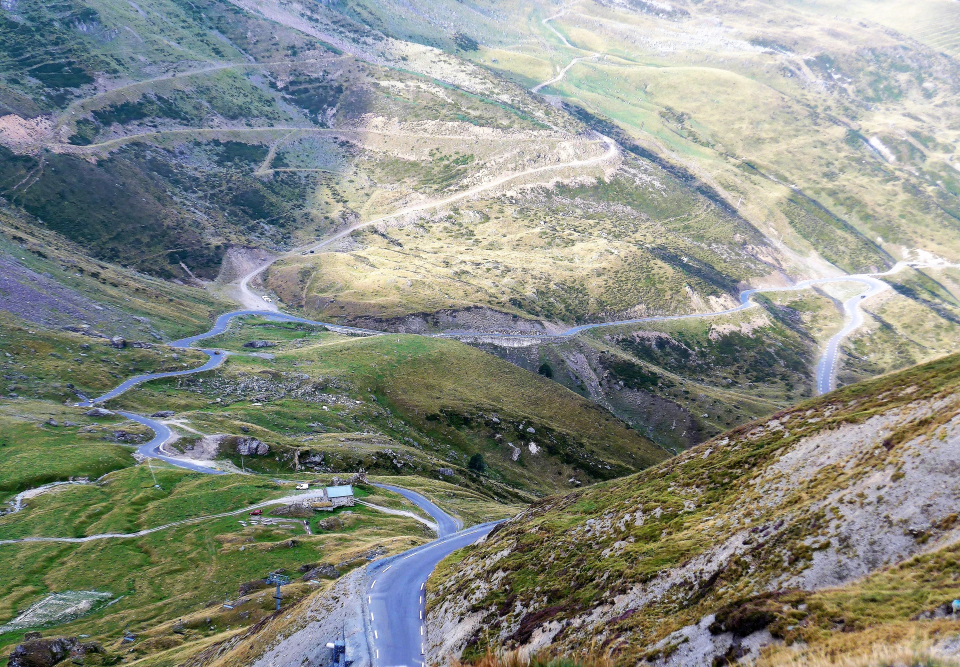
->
(325, 485, 355, 508)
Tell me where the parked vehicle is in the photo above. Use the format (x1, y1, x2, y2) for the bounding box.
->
(250, 509, 263, 516)
(296, 483, 309, 490)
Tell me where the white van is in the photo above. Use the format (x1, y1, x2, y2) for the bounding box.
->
(262, 296, 272, 303)
(296, 483, 309, 490)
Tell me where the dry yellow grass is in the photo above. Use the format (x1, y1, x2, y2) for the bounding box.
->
(758, 624, 960, 667)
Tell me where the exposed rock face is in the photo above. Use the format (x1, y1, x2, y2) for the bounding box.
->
(425, 363, 960, 667)
(150, 410, 175, 418)
(178, 434, 270, 459)
(243, 340, 276, 349)
(180, 434, 229, 460)
(8, 636, 78, 667)
(109, 336, 126, 349)
(84, 408, 114, 417)
(236, 437, 269, 456)
(238, 569, 370, 667)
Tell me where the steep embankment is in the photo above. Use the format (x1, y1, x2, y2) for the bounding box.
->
(427, 352, 960, 665)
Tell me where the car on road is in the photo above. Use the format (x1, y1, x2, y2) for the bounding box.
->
(262, 296, 272, 303)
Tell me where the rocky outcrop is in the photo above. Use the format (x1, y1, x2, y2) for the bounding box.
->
(243, 340, 276, 349)
(179, 434, 270, 459)
(316, 516, 344, 531)
(236, 437, 269, 456)
(84, 408, 114, 417)
(6, 636, 109, 667)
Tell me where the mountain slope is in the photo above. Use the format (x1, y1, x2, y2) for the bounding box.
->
(104, 316, 668, 496)
(427, 351, 960, 665)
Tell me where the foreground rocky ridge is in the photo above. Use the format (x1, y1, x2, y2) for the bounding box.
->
(427, 352, 960, 665)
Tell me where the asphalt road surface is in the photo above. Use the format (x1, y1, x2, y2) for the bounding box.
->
(815, 277, 890, 394)
(366, 520, 500, 667)
(78, 350, 226, 407)
(119, 411, 227, 475)
(371, 484, 462, 537)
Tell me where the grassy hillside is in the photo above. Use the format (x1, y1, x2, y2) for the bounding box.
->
(266, 148, 775, 327)
(0, 469, 452, 666)
(427, 350, 960, 666)
(105, 316, 668, 496)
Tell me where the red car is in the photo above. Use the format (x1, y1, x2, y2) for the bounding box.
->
(249, 509, 263, 516)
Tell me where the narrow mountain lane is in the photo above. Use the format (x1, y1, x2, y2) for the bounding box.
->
(371, 483, 462, 537)
(366, 517, 500, 667)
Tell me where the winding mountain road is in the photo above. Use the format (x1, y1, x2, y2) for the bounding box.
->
(371, 484, 463, 536)
(233, 133, 618, 310)
(67, 260, 944, 485)
(11, 22, 951, 667)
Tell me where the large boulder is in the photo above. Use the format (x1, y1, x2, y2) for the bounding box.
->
(317, 516, 345, 531)
(109, 336, 125, 349)
(84, 408, 114, 417)
(236, 437, 269, 456)
(8, 636, 77, 667)
(242, 340, 276, 349)
(150, 410, 175, 418)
